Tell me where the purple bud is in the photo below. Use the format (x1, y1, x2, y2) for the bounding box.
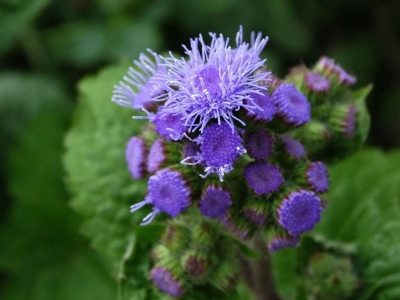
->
(268, 236, 300, 253)
(125, 136, 147, 179)
(150, 267, 182, 297)
(272, 84, 311, 127)
(244, 162, 284, 195)
(130, 168, 191, 225)
(199, 186, 232, 218)
(306, 162, 329, 193)
(315, 56, 356, 86)
(147, 138, 166, 173)
(280, 135, 306, 159)
(304, 72, 331, 93)
(200, 122, 245, 181)
(246, 91, 276, 122)
(245, 130, 274, 160)
(344, 105, 357, 139)
(278, 190, 322, 236)
(334, 65, 357, 86)
(154, 107, 187, 141)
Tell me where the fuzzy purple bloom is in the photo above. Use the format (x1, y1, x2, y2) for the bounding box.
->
(112, 52, 165, 110)
(150, 267, 182, 297)
(245, 129, 274, 160)
(278, 190, 322, 236)
(125, 136, 147, 179)
(147, 139, 166, 173)
(244, 162, 284, 195)
(267, 236, 300, 253)
(154, 106, 187, 141)
(280, 135, 306, 159)
(246, 91, 276, 122)
(304, 72, 331, 93)
(272, 84, 311, 127)
(306, 162, 329, 193)
(156, 27, 270, 133)
(199, 186, 232, 218)
(344, 105, 357, 139)
(130, 168, 191, 225)
(183, 122, 245, 181)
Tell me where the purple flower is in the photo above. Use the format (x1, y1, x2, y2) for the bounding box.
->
(244, 162, 284, 195)
(245, 129, 274, 160)
(304, 72, 331, 93)
(199, 186, 232, 218)
(182, 122, 245, 181)
(280, 135, 306, 159)
(150, 267, 182, 297)
(267, 236, 300, 253)
(344, 105, 357, 139)
(112, 52, 166, 110)
(306, 162, 329, 193)
(147, 139, 166, 173)
(272, 84, 311, 127)
(125, 136, 147, 179)
(156, 27, 270, 133)
(154, 106, 187, 141)
(130, 168, 191, 225)
(277, 190, 322, 236)
(246, 91, 276, 122)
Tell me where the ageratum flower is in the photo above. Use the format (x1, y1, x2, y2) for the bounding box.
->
(199, 185, 232, 218)
(156, 26, 270, 133)
(125, 136, 147, 179)
(130, 168, 191, 225)
(112, 52, 166, 110)
(277, 190, 322, 236)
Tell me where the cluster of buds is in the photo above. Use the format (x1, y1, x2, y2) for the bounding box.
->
(112, 27, 368, 297)
(149, 214, 243, 297)
(282, 57, 371, 162)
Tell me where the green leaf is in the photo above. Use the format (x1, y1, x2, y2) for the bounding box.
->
(0, 92, 115, 300)
(64, 62, 150, 269)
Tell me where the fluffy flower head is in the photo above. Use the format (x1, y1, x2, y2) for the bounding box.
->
(157, 26, 270, 133)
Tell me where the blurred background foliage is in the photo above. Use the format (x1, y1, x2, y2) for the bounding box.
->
(1, 0, 400, 299)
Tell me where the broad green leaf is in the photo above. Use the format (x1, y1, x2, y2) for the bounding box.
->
(0, 96, 115, 300)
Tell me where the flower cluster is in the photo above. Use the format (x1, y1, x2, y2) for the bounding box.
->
(112, 27, 368, 297)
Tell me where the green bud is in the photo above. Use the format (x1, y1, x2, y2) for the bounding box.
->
(161, 222, 190, 251)
(303, 252, 360, 300)
(181, 250, 208, 280)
